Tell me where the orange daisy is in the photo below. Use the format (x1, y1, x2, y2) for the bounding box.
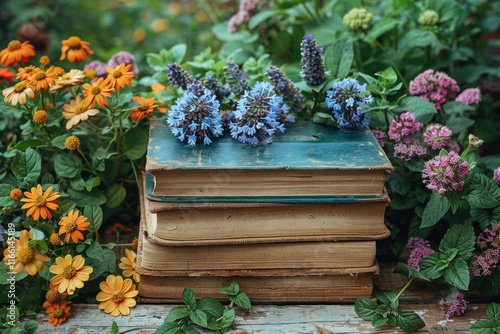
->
(58, 210, 90, 243)
(20, 184, 60, 220)
(60, 36, 94, 62)
(49, 254, 93, 295)
(62, 95, 100, 129)
(105, 223, 133, 234)
(106, 63, 135, 92)
(119, 249, 140, 283)
(3, 81, 36, 106)
(0, 40, 35, 67)
(129, 96, 157, 122)
(0, 67, 15, 84)
(46, 301, 71, 326)
(96, 275, 138, 316)
(82, 77, 113, 107)
(17, 65, 39, 81)
(2, 230, 50, 276)
(29, 66, 57, 93)
(43, 284, 68, 308)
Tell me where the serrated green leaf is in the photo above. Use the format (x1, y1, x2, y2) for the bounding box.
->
(233, 292, 251, 309)
(354, 298, 378, 321)
(469, 319, 497, 334)
(419, 252, 443, 279)
(219, 281, 239, 296)
(11, 148, 41, 185)
(467, 189, 499, 209)
(182, 288, 196, 309)
(421, 193, 450, 228)
(442, 258, 470, 290)
(197, 298, 224, 318)
(190, 309, 208, 327)
(219, 308, 236, 328)
(165, 306, 190, 322)
(324, 37, 353, 79)
(393, 262, 429, 280)
(396, 310, 425, 332)
(372, 313, 388, 327)
(439, 224, 475, 258)
(23, 320, 38, 334)
(487, 303, 500, 322)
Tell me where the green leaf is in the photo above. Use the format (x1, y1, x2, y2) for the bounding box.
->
(447, 115, 475, 133)
(249, 8, 283, 29)
(469, 320, 497, 334)
(86, 242, 104, 261)
(147, 53, 167, 72)
(232, 292, 251, 309)
(15, 139, 45, 151)
(0, 184, 16, 207)
(165, 306, 190, 322)
(394, 97, 437, 123)
(445, 191, 462, 214)
(11, 148, 41, 185)
(85, 177, 101, 192)
(219, 308, 236, 328)
(170, 44, 187, 63)
(365, 18, 399, 43)
(421, 193, 450, 228)
(374, 287, 398, 308)
(354, 298, 378, 320)
(324, 37, 354, 79)
(219, 281, 239, 296)
(443, 101, 475, 115)
(84, 205, 103, 234)
(51, 135, 69, 150)
(439, 224, 475, 258)
(181, 325, 200, 334)
(396, 310, 425, 332)
(419, 252, 443, 279)
(54, 153, 82, 179)
(404, 29, 436, 47)
(122, 127, 148, 160)
(197, 298, 224, 318)
(487, 303, 500, 322)
(190, 309, 208, 327)
(182, 288, 197, 309)
(442, 258, 470, 290)
(23, 320, 38, 334)
(68, 189, 107, 206)
(393, 262, 429, 280)
(30, 227, 45, 240)
(442, 248, 459, 262)
(88, 249, 116, 280)
(378, 67, 398, 86)
(372, 313, 388, 327)
(312, 112, 337, 127)
(466, 189, 499, 209)
(105, 184, 126, 208)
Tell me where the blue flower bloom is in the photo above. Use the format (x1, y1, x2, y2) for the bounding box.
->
(265, 65, 306, 113)
(230, 81, 288, 145)
(167, 85, 223, 146)
(224, 61, 251, 97)
(325, 78, 373, 130)
(166, 62, 198, 90)
(300, 35, 326, 86)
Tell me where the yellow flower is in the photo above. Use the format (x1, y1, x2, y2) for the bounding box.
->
(62, 95, 100, 130)
(58, 210, 90, 243)
(53, 66, 66, 76)
(50, 254, 93, 295)
(40, 55, 50, 66)
(3, 81, 36, 106)
(81, 77, 114, 107)
(20, 184, 60, 221)
(33, 109, 48, 124)
(119, 249, 140, 283)
(50, 69, 85, 93)
(65, 135, 80, 151)
(105, 63, 135, 92)
(60, 36, 94, 63)
(97, 275, 138, 316)
(10, 188, 22, 200)
(84, 69, 97, 79)
(49, 233, 61, 246)
(2, 230, 50, 275)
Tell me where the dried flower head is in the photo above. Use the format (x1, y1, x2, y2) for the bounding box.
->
(300, 35, 326, 85)
(10, 188, 22, 201)
(49, 233, 61, 246)
(33, 109, 48, 124)
(422, 150, 469, 195)
(65, 135, 80, 150)
(468, 134, 484, 148)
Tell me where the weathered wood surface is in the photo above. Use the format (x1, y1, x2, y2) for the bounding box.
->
(35, 303, 488, 333)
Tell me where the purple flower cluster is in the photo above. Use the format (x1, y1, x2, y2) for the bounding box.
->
(204, 74, 230, 100)
(422, 150, 469, 195)
(371, 130, 386, 147)
(494, 167, 500, 185)
(407, 237, 432, 251)
(439, 293, 468, 319)
(108, 51, 139, 76)
(456, 88, 481, 105)
(470, 224, 500, 277)
(167, 62, 198, 90)
(265, 65, 306, 113)
(388, 112, 426, 160)
(84, 60, 108, 79)
(407, 237, 434, 270)
(224, 61, 251, 97)
(409, 70, 460, 110)
(300, 35, 326, 86)
(423, 123, 452, 150)
(228, 0, 263, 33)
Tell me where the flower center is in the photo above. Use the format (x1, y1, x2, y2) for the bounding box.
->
(138, 105, 149, 112)
(34, 195, 46, 207)
(65, 220, 78, 233)
(61, 73, 72, 80)
(34, 71, 46, 80)
(112, 70, 123, 78)
(91, 87, 101, 95)
(67, 36, 82, 48)
(14, 81, 27, 92)
(74, 105, 87, 115)
(53, 308, 65, 318)
(25, 67, 34, 74)
(46, 290, 63, 303)
(18, 247, 35, 264)
(63, 266, 76, 279)
(7, 40, 21, 51)
(112, 291, 125, 303)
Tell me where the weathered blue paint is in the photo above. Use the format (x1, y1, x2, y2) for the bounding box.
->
(146, 119, 393, 172)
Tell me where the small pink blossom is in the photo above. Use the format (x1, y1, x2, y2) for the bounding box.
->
(408, 246, 434, 270)
(423, 123, 452, 150)
(407, 237, 431, 251)
(456, 88, 481, 105)
(422, 150, 469, 194)
(371, 129, 386, 147)
(409, 70, 460, 110)
(439, 293, 468, 319)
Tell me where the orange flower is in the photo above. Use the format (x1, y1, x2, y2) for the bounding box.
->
(2, 230, 50, 276)
(43, 284, 68, 308)
(62, 95, 100, 129)
(129, 96, 157, 122)
(106, 223, 133, 234)
(106, 63, 135, 92)
(151, 83, 166, 93)
(0, 67, 15, 84)
(16, 65, 38, 81)
(29, 66, 57, 93)
(81, 77, 113, 107)
(49, 254, 93, 295)
(0, 40, 35, 67)
(96, 275, 138, 316)
(119, 249, 140, 283)
(60, 36, 94, 62)
(40, 55, 50, 66)
(20, 185, 59, 220)
(3, 81, 35, 106)
(46, 301, 71, 326)
(58, 210, 90, 243)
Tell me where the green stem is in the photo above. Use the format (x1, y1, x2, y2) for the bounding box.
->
(374, 40, 409, 92)
(384, 108, 390, 131)
(38, 126, 56, 151)
(117, 116, 124, 178)
(41, 90, 45, 108)
(77, 147, 97, 175)
(393, 28, 398, 51)
(130, 159, 139, 189)
(393, 277, 414, 302)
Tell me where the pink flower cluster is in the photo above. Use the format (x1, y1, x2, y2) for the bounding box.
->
(470, 224, 500, 277)
(371, 129, 386, 147)
(456, 88, 481, 105)
(409, 70, 460, 110)
(407, 237, 434, 270)
(407, 237, 431, 251)
(423, 123, 452, 150)
(228, 0, 264, 33)
(422, 150, 469, 195)
(439, 293, 468, 319)
(388, 112, 426, 160)
(494, 167, 500, 185)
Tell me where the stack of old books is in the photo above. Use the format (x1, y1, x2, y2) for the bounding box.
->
(136, 119, 392, 303)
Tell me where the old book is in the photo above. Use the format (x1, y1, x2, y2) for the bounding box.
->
(146, 119, 392, 198)
(145, 174, 390, 246)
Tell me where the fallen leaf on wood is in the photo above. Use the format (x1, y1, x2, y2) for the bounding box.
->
(314, 324, 333, 334)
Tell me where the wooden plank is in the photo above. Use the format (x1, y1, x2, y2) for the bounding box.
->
(34, 303, 489, 333)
